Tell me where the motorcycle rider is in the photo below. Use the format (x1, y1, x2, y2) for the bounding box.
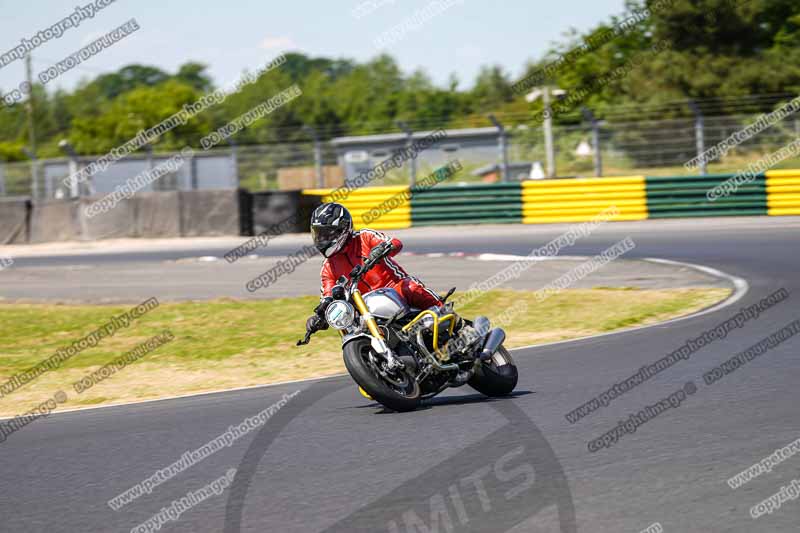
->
(305, 202, 442, 334)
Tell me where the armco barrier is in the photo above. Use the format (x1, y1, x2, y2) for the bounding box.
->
(25, 190, 250, 243)
(522, 176, 647, 223)
(29, 200, 83, 243)
(765, 170, 800, 216)
(135, 191, 182, 238)
(303, 186, 411, 230)
(411, 183, 522, 226)
(79, 196, 137, 240)
(0, 198, 30, 244)
(646, 174, 767, 218)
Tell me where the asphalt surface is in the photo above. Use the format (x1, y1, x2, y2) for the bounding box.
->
(0, 253, 726, 302)
(1, 216, 799, 532)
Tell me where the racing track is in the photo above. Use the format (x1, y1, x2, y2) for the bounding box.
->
(0, 216, 798, 532)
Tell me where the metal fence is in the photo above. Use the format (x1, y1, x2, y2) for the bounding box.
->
(2, 110, 799, 198)
(0, 150, 238, 200)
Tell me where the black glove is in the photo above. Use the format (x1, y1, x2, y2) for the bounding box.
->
(367, 242, 393, 264)
(306, 314, 328, 333)
(307, 297, 333, 333)
(350, 264, 364, 279)
(315, 296, 333, 315)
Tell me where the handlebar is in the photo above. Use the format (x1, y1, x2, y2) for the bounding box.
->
(349, 243, 394, 285)
(296, 243, 394, 347)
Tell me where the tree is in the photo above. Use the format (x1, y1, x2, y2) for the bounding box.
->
(175, 62, 214, 92)
(69, 80, 210, 154)
(471, 65, 514, 110)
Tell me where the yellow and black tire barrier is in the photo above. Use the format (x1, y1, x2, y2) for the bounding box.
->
(765, 170, 800, 216)
(303, 186, 411, 230)
(301, 170, 800, 230)
(522, 176, 648, 224)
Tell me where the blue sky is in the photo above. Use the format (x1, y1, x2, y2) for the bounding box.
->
(0, 0, 626, 94)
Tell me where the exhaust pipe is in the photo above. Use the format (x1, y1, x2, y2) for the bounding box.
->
(472, 316, 491, 337)
(479, 327, 506, 361)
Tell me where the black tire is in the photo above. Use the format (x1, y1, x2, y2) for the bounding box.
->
(343, 338, 421, 412)
(468, 345, 518, 397)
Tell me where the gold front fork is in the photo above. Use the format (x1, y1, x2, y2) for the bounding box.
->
(352, 290, 383, 339)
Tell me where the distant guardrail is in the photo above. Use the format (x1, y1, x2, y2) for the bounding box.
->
(3, 171, 797, 244)
(302, 171, 800, 230)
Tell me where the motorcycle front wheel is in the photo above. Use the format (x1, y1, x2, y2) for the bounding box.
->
(468, 345, 518, 397)
(343, 338, 421, 412)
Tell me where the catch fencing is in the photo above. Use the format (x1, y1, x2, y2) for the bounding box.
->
(3, 108, 800, 199)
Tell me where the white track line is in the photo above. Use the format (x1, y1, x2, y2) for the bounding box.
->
(0, 374, 344, 421)
(509, 257, 749, 352)
(0, 258, 748, 420)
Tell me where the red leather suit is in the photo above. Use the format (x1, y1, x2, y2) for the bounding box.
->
(320, 229, 442, 310)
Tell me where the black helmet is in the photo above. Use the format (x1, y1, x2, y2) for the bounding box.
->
(311, 203, 353, 257)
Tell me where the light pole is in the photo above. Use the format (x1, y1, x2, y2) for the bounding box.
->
(581, 107, 603, 177)
(526, 86, 565, 178)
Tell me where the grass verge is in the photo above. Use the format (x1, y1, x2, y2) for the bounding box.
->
(0, 287, 730, 417)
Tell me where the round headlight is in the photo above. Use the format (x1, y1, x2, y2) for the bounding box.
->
(325, 301, 355, 330)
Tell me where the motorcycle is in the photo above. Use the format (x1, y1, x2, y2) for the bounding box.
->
(297, 243, 518, 412)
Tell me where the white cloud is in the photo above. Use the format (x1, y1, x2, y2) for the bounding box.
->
(260, 36, 296, 50)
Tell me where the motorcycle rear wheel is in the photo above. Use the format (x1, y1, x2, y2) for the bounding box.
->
(343, 338, 421, 412)
(468, 345, 518, 397)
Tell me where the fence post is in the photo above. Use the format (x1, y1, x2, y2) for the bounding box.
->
(228, 139, 239, 189)
(543, 87, 556, 178)
(582, 107, 603, 177)
(23, 150, 36, 198)
(488, 114, 509, 182)
(689, 100, 707, 175)
(190, 155, 198, 189)
(313, 139, 323, 188)
(67, 159, 79, 197)
(396, 121, 416, 187)
(22, 148, 38, 199)
(145, 145, 154, 172)
(58, 140, 82, 197)
(302, 125, 324, 188)
(0, 162, 5, 196)
(32, 160, 38, 199)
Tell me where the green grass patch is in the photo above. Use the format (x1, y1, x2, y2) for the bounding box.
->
(0, 287, 730, 416)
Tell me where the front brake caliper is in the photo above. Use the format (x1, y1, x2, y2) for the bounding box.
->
(370, 336, 404, 371)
